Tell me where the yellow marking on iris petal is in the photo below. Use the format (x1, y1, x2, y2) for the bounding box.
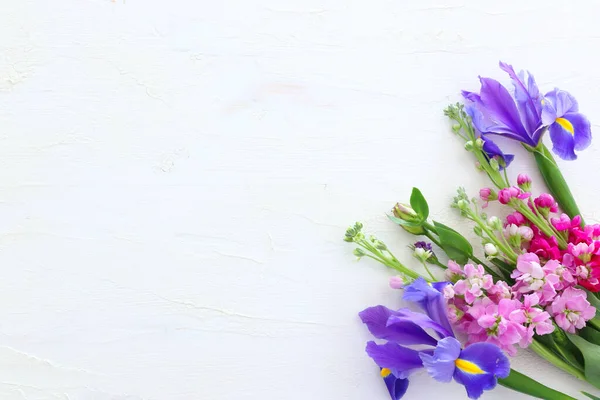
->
(556, 117, 575, 135)
(380, 368, 392, 378)
(455, 359, 485, 375)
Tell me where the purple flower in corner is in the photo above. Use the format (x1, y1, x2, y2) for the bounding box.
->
(462, 62, 544, 147)
(359, 278, 510, 399)
(541, 88, 592, 160)
(462, 61, 592, 161)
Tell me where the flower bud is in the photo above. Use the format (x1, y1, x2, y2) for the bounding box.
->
(517, 173, 532, 191)
(479, 187, 497, 203)
(487, 216, 502, 231)
(389, 275, 405, 289)
(474, 161, 484, 171)
(456, 199, 469, 210)
(518, 226, 534, 241)
(475, 138, 484, 149)
(353, 248, 365, 257)
(452, 124, 461, 132)
(393, 203, 417, 220)
(484, 243, 498, 256)
(413, 247, 432, 262)
(534, 193, 558, 218)
(464, 141, 474, 151)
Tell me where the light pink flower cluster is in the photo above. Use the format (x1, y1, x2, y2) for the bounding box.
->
(445, 253, 596, 354)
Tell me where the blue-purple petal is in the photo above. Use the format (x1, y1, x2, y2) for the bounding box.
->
(419, 337, 462, 383)
(565, 112, 592, 151)
(359, 306, 439, 346)
(481, 136, 514, 168)
(402, 278, 454, 335)
(383, 371, 409, 400)
(549, 120, 577, 160)
(365, 341, 424, 378)
(453, 343, 510, 399)
(499, 61, 542, 135)
(387, 310, 452, 340)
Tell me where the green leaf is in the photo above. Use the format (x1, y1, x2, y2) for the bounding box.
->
(499, 368, 578, 400)
(409, 187, 429, 221)
(582, 391, 600, 400)
(433, 221, 473, 264)
(580, 327, 600, 345)
(533, 145, 583, 222)
(567, 333, 600, 389)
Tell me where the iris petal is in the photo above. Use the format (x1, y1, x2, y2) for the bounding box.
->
(549, 120, 577, 160)
(419, 337, 462, 383)
(365, 341, 424, 378)
(403, 278, 454, 335)
(499, 61, 542, 135)
(564, 112, 592, 151)
(453, 343, 510, 399)
(383, 372, 409, 400)
(359, 306, 440, 346)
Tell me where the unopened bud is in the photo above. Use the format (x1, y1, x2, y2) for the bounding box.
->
(353, 248, 365, 257)
(475, 138, 484, 149)
(393, 203, 417, 220)
(487, 216, 502, 231)
(389, 276, 405, 289)
(484, 243, 498, 256)
(517, 173, 532, 191)
(464, 141, 474, 151)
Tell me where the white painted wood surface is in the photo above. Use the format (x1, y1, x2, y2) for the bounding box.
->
(2, 1, 600, 398)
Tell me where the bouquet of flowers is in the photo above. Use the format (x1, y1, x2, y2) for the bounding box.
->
(345, 62, 600, 399)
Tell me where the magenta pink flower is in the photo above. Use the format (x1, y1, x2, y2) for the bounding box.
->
(568, 242, 599, 263)
(505, 211, 526, 226)
(479, 187, 497, 207)
(529, 236, 561, 261)
(498, 186, 530, 205)
(551, 213, 575, 231)
(550, 287, 596, 333)
(534, 193, 558, 212)
(453, 264, 493, 304)
(517, 173, 532, 190)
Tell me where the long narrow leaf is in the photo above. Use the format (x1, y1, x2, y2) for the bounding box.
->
(499, 368, 578, 399)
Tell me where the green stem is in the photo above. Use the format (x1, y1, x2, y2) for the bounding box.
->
(499, 368, 579, 400)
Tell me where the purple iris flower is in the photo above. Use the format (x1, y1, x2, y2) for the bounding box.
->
(414, 241, 433, 252)
(462, 61, 592, 161)
(541, 88, 592, 160)
(462, 62, 544, 147)
(464, 105, 515, 168)
(359, 278, 510, 399)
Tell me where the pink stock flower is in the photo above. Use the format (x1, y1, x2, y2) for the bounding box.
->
(568, 242, 599, 263)
(517, 173, 532, 190)
(509, 293, 554, 347)
(453, 264, 493, 304)
(498, 186, 531, 205)
(487, 280, 512, 303)
(511, 253, 559, 304)
(505, 211, 526, 226)
(543, 259, 575, 291)
(466, 298, 525, 356)
(551, 213, 579, 231)
(534, 193, 558, 212)
(445, 260, 465, 281)
(550, 287, 596, 334)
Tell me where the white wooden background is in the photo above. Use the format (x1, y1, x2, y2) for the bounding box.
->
(2, 1, 600, 399)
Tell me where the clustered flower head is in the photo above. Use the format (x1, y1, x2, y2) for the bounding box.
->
(444, 254, 594, 354)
